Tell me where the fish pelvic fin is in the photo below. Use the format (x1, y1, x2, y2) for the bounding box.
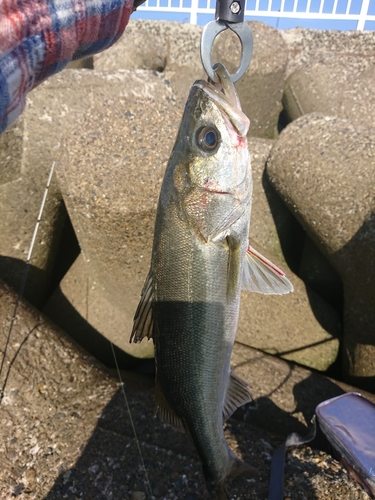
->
(223, 371, 252, 421)
(130, 268, 154, 343)
(242, 245, 294, 295)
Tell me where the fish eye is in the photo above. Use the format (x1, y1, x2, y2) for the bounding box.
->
(196, 126, 220, 154)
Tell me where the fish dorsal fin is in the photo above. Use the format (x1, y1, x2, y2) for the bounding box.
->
(130, 269, 154, 343)
(155, 379, 185, 433)
(242, 245, 294, 295)
(223, 371, 253, 422)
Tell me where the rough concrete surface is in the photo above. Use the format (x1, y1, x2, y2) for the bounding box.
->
(95, 19, 204, 109)
(298, 236, 343, 312)
(31, 68, 180, 353)
(94, 20, 168, 73)
(0, 279, 373, 500)
(280, 28, 375, 77)
(1, 20, 375, 500)
(238, 243, 341, 372)
(267, 113, 375, 390)
(249, 137, 295, 266)
(43, 252, 154, 364)
(283, 61, 375, 129)
(211, 21, 288, 138)
(95, 20, 288, 139)
(0, 113, 66, 307)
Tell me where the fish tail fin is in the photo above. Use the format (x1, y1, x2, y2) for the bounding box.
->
(207, 455, 258, 499)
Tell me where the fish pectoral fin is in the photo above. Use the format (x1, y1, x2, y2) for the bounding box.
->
(226, 237, 241, 302)
(155, 379, 185, 433)
(242, 245, 294, 295)
(130, 268, 154, 343)
(223, 371, 253, 421)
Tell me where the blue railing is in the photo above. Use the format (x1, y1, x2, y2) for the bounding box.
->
(132, 0, 375, 30)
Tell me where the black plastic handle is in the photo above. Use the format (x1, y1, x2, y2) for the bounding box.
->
(215, 0, 245, 23)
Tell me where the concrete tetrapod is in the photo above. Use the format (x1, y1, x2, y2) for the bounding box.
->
(32, 69, 181, 357)
(267, 113, 375, 391)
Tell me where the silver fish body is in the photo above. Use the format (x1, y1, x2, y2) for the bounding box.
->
(131, 64, 293, 498)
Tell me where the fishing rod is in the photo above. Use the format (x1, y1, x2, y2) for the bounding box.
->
(0, 157, 154, 497)
(0, 162, 56, 403)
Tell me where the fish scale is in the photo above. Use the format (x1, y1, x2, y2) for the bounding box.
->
(131, 64, 293, 498)
(153, 177, 246, 494)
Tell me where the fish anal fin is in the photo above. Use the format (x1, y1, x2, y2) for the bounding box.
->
(223, 371, 253, 422)
(155, 379, 185, 433)
(130, 268, 154, 343)
(242, 245, 294, 295)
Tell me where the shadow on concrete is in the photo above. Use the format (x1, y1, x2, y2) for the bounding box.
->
(261, 168, 306, 277)
(261, 169, 343, 376)
(332, 211, 375, 394)
(43, 283, 154, 372)
(261, 168, 344, 312)
(0, 212, 79, 310)
(231, 370, 349, 500)
(42, 360, 350, 500)
(234, 365, 345, 439)
(44, 372, 210, 500)
(263, 168, 375, 392)
(0, 257, 49, 309)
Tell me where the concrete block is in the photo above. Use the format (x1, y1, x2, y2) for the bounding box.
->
(33, 68, 181, 354)
(267, 113, 375, 391)
(0, 107, 66, 307)
(237, 243, 341, 372)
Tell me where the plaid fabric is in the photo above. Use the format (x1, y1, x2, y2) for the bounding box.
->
(0, 0, 134, 133)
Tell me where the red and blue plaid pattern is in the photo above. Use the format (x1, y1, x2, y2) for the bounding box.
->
(0, 0, 134, 133)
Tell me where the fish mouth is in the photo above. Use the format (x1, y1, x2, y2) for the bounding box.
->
(193, 64, 250, 138)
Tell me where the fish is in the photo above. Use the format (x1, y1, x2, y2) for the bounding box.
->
(130, 63, 293, 499)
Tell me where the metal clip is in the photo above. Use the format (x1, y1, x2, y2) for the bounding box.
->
(200, 0, 253, 84)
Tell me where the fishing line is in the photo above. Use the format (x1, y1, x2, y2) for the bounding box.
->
(110, 341, 154, 498)
(0, 161, 56, 403)
(0, 322, 43, 401)
(0, 159, 153, 496)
